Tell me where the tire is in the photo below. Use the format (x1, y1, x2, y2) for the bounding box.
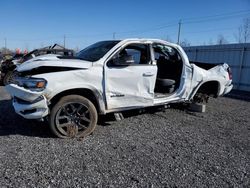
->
(3, 71, 15, 86)
(49, 95, 98, 139)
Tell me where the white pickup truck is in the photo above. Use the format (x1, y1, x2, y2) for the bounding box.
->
(6, 39, 233, 138)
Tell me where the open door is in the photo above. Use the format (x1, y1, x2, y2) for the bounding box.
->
(105, 43, 157, 110)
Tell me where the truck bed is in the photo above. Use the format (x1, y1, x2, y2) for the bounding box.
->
(190, 61, 220, 70)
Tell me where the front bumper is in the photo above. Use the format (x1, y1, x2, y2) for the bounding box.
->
(5, 84, 49, 119)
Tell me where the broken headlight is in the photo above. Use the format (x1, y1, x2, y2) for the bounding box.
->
(16, 77, 47, 91)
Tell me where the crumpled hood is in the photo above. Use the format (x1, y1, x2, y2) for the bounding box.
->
(17, 54, 93, 72)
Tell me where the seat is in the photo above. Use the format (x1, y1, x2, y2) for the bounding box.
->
(155, 78, 176, 93)
(139, 50, 148, 64)
(155, 56, 176, 93)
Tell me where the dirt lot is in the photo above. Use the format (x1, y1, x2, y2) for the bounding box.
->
(0, 86, 249, 187)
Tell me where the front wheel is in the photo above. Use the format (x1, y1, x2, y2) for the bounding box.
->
(49, 95, 98, 139)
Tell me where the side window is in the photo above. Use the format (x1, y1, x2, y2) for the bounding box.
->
(153, 44, 181, 63)
(125, 49, 141, 64)
(108, 44, 150, 66)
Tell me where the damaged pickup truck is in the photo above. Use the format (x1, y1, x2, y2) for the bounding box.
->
(5, 39, 233, 138)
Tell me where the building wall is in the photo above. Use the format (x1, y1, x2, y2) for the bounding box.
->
(184, 43, 250, 92)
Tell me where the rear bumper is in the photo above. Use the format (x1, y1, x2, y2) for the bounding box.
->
(223, 84, 233, 95)
(5, 84, 49, 119)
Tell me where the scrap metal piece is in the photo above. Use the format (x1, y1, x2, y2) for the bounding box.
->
(114, 113, 124, 121)
(188, 103, 206, 113)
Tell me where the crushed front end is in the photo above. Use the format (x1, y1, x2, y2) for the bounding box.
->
(5, 76, 49, 119)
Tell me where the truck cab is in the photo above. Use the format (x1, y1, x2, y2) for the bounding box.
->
(100, 39, 193, 110)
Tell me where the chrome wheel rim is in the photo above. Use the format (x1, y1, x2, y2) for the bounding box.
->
(55, 102, 91, 137)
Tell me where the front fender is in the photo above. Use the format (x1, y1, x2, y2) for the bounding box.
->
(47, 85, 106, 114)
(30, 67, 106, 113)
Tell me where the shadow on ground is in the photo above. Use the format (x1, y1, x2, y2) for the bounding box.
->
(0, 98, 172, 138)
(225, 89, 250, 102)
(0, 99, 53, 138)
(0, 99, 146, 138)
(98, 105, 175, 126)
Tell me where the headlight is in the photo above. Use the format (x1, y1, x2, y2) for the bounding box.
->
(17, 77, 47, 91)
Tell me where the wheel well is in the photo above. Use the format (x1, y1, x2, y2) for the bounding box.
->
(196, 81, 220, 97)
(49, 88, 101, 113)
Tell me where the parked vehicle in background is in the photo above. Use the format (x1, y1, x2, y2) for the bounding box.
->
(0, 53, 3, 69)
(0, 44, 74, 85)
(0, 52, 2, 58)
(0, 53, 14, 82)
(5, 39, 233, 139)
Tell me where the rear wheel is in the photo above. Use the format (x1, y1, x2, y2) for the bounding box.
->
(49, 95, 98, 138)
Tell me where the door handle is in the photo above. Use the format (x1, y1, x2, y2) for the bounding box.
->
(143, 72, 155, 77)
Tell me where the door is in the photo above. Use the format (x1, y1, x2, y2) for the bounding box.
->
(105, 43, 157, 110)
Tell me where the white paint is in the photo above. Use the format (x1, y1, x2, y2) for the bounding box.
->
(18, 54, 92, 72)
(5, 39, 233, 120)
(5, 84, 49, 119)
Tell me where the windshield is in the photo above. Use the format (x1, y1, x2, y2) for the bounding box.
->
(76, 41, 120, 62)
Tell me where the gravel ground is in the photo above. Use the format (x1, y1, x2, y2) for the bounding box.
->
(0, 86, 249, 187)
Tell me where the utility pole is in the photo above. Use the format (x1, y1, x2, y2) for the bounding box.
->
(113, 32, 116, 40)
(177, 20, 182, 45)
(63, 35, 66, 48)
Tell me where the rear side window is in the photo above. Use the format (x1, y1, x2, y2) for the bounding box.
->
(153, 44, 181, 62)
